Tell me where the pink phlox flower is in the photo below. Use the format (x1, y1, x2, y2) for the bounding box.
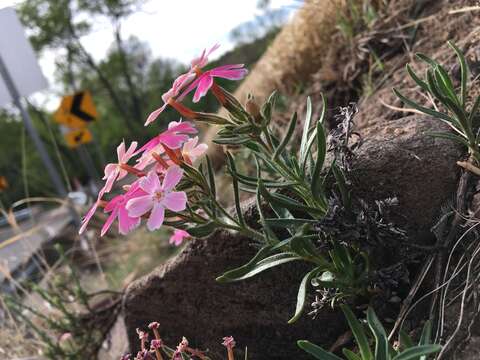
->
(222, 336, 236, 349)
(191, 43, 220, 69)
(126, 166, 187, 231)
(137, 120, 197, 157)
(182, 136, 208, 163)
(100, 180, 146, 236)
(178, 64, 248, 103)
(102, 141, 138, 194)
(169, 229, 190, 246)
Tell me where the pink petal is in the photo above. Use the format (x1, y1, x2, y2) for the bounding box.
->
(104, 195, 123, 212)
(124, 141, 138, 161)
(162, 165, 183, 191)
(79, 201, 98, 234)
(101, 208, 118, 237)
(210, 63, 245, 71)
(211, 68, 248, 80)
(118, 207, 141, 235)
(162, 191, 187, 212)
(126, 195, 153, 217)
(147, 203, 165, 231)
(177, 77, 201, 102)
(193, 75, 214, 103)
(140, 171, 161, 194)
(103, 164, 118, 179)
(116, 141, 126, 161)
(145, 104, 168, 126)
(102, 170, 118, 194)
(189, 143, 208, 158)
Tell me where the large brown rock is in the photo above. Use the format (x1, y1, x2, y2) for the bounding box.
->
(124, 230, 345, 359)
(123, 115, 462, 359)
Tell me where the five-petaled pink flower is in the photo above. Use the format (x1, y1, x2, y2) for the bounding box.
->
(179, 64, 248, 103)
(103, 141, 138, 193)
(169, 229, 190, 246)
(136, 121, 197, 170)
(100, 181, 146, 236)
(126, 167, 187, 231)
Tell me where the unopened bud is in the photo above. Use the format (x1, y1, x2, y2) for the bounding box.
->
(245, 98, 261, 123)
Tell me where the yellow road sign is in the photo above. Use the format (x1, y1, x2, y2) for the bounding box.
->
(54, 91, 98, 128)
(64, 128, 93, 148)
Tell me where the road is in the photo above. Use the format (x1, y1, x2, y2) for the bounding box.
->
(0, 206, 74, 283)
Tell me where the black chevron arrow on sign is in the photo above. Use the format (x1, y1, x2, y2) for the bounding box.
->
(71, 92, 95, 122)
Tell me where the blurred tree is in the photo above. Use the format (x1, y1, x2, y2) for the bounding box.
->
(17, 0, 147, 134)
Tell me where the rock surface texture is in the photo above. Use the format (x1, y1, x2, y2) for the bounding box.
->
(123, 114, 462, 359)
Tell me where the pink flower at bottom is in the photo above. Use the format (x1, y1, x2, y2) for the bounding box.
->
(169, 229, 190, 246)
(126, 166, 187, 231)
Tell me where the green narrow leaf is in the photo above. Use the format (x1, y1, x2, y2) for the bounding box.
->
(218, 253, 301, 282)
(342, 349, 362, 360)
(367, 307, 389, 360)
(297, 340, 343, 360)
(226, 152, 245, 227)
(448, 41, 468, 107)
(406, 64, 429, 93)
(427, 132, 469, 147)
(399, 329, 415, 351)
(300, 97, 314, 164)
(273, 112, 297, 160)
(332, 163, 351, 210)
(392, 345, 442, 360)
(205, 155, 216, 198)
(418, 320, 432, 360)
(415, 53, 437, 67)
(341, 305, 373, 360)
(216, 245, 273, 282)
(288, 267, 320, 324)
(310, 118, 327, 201)
(469, 96, 480, 125)
(393, 88, 454, 123)
(433, 65, 459, 105)
(265, 218, 318, 228)
(255, 157, 278, 243)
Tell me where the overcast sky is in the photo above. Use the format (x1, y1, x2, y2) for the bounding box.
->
(0, 0, 299, 109)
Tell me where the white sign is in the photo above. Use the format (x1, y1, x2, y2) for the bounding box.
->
(0, 7, 48, 107)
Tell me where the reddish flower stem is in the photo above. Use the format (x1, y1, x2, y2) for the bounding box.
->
(120, 164, 146, 177)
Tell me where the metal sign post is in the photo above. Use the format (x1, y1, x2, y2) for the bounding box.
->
(0, 54, 67, 197)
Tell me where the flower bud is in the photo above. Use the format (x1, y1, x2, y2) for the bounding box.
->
(245, 97, 262, 124)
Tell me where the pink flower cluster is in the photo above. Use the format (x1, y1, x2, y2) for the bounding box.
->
(79, 44, 247, 244)
(124, 320, 237, 360)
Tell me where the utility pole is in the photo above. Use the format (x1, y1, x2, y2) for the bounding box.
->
(0, 54, 68, 197)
